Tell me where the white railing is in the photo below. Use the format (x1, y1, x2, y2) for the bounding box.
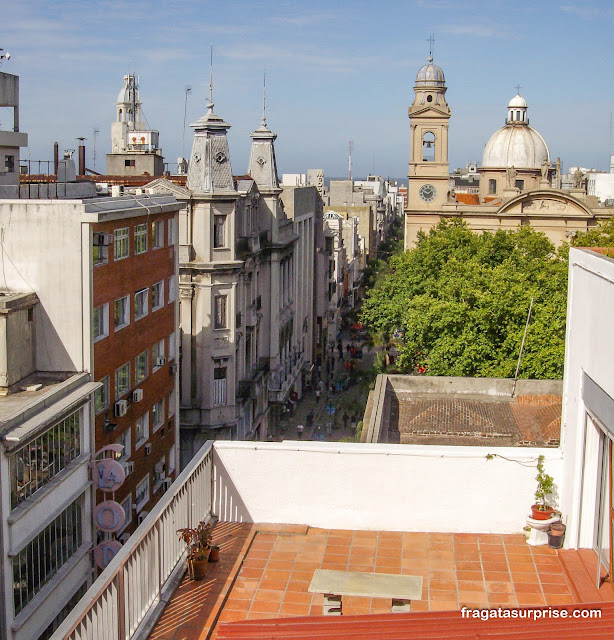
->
(51, 441, 214, 640)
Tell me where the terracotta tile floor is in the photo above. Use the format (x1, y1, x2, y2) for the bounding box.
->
(149, 524, 597, 640)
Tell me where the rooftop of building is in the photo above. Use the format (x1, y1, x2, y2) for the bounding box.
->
(365, 376, 562, 447)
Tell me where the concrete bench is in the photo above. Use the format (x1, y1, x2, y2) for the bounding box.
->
(308, 569, 423, 615)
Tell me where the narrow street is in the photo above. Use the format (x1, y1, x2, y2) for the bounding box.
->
(272, 327, 377, 442)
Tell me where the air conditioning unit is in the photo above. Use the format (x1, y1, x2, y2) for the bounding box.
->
(144, 443, 152, 455)
(123, 461, 134, 476)
(114, 400, 128, 417)
(156, 357, 166, 367)
(132, 389, 143, 402)
(169, 362, 177, 375)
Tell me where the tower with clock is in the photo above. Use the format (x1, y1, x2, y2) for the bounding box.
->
(406, 47, 451, 236)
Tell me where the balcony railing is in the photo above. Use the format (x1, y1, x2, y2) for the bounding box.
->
(52, 442, 214, 640)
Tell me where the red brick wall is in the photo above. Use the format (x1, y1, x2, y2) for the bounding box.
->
(92, 212, 177, 531)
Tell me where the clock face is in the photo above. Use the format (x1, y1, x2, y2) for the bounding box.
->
(419, 184, 437, 202)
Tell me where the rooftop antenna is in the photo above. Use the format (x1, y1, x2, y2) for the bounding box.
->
(511, 295, 534, 397)
(348, 140, 353, 181)
(609, 112, 612, 160)
(427, 34, 435, 61)
(0, 49, 10, 67)
(92, 128, 99, 172)
(261, 71, 267, 127)
(182, 85, 192, 157)
(208, 44, 214, 109)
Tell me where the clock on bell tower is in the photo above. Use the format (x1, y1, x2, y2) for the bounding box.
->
(407, 53, 451, 216)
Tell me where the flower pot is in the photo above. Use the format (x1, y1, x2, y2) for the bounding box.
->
(547, 523, 566, 549)
(531, 505, 555, 520)
(208, 545, 220, 563)
(192, 558, 208, 580)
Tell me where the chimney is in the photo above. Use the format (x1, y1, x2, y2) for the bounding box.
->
(78, 144, 86, 176)
(53, 142, 59, 175)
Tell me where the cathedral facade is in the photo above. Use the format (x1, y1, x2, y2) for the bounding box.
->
(405, 57, 611, 248)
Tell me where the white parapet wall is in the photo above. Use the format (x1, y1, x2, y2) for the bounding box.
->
(212, 441, 562, 534)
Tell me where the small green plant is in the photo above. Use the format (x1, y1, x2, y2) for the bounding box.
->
(534, 455, 554, 511)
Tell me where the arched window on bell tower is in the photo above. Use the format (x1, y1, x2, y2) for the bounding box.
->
(423, 132, 435, 162)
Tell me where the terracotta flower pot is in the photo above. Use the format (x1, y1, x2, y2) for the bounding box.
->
(191, 558, 208, 580)
(531, 505, 555, 520)
(547, 523, 566, 549)
(208, 545, 220, 562)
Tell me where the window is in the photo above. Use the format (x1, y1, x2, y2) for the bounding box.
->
(10, 409, 81, 510)
(115, 362, 130, 399)
(168, 444, 176, 474)
(152, 281, 164, 311)
(135, 412, 149, 448)
(152, 398, 165, 432)
(119, 495, 132, 534)
(117, 427, 131, 460)
(5, 155, 15, 172)
(168, 388, 176, 417)
(153, 456, 166, 489)
(214, 295, 227, 329)
(114, 295, 130, 330)
(422, 132, 435, 162)
(12, 499, 82, 615)
(135, 288, 148, 320)
(93, 303, 109, 342)
(124, 159, 136, 167)
(168, 217, 176, 245)
(168, 330, 176, 360)
(213, 366, 227, 405)
(135, 350, 148, 384)
(213, 215, 226, 248)
(95, 376, 110, 414)
(135, 475, 150, 511)
(426, 94, 433, 103)
(134, 223, 147, 254)
(152, 220, 164, 248)
(515, 179, 525, 191)
(168, 276, 177, 303)
(488, 179, 497, 195)
(153, 338, 165, 370)
(93, 244, 108, 266)
(114, 227, 129, 260)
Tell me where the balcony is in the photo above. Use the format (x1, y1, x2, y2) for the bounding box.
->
(268, 352, 303, 402)
(52, 438, 605, 640)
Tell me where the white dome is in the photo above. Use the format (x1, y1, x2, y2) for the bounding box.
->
(482, 124, 549, 168)
(415, 57, 445, 87)
(508, 94, 527, 108)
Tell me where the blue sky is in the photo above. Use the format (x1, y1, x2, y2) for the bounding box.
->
(3, 0, 614, 179)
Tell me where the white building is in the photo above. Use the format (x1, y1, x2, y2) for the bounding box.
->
(0, 72, 28, 198)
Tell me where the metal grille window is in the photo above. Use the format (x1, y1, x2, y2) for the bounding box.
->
(114, 227, 129, 260)
(134, 223, 148, 254)
(152, 280, 164, 310)
(114, 295, 130, 330)
(10, 409, 81, 510)
(135, 475, 150, 511)
(135, 413, 149, 448)
(152, 398, 165, 431)
(213, 366, 227, 405)
(12, 499, 82, 615)
(214, 295, 227, 329)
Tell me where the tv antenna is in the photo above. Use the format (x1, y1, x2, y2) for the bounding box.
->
(93, 128, 99, 171)
(0, 49, 10, 66)
(348, 140, 353, 181)
(182, 85, 192, 157)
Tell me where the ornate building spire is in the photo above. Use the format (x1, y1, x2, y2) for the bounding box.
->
(247, 78, 279, 191)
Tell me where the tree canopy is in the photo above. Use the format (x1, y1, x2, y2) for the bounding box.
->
(572, 217, 614, 248)
(360, 219, 568, 379)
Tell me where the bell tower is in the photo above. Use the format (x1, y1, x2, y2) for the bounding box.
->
(407, 53, 451, 213)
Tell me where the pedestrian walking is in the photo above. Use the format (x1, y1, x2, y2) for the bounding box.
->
(315, 389, 321, 403)
(297, 424, 304, 439)
(343, 412, 349, 429)
(306, 411, 314, 427)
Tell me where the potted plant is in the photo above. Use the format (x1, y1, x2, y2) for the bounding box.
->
(531, 455, 556, 520)
(547, 522, 566, 549)
(177, 520, 213, 580)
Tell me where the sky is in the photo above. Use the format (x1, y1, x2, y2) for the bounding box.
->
(3, 0, 614, 180)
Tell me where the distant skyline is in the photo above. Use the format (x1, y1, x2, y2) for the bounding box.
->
(3, 1, 614, 178)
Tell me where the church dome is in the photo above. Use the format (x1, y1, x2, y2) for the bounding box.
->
(482, 95, 549, 168)
(415, 56, 445, 87)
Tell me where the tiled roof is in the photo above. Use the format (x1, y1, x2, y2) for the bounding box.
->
(389, 393, 561, 447)
(217, 604, 614, 640)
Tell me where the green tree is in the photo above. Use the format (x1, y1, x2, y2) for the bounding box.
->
(360, 220, 567, 379)
(572, 218, 614, 248)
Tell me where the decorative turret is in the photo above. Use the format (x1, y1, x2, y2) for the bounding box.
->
(186, 100, 234, 194)
(247, 87, 280, 191)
